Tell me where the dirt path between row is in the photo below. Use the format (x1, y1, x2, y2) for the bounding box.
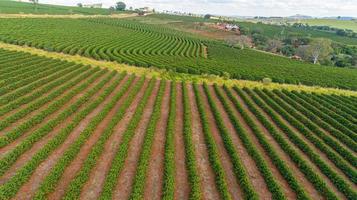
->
(235, 89, 323, 199)
(277, 92, 355, 160)
(0, 66, 88, 120)
(0, 72, 111, 184)
(198, 85, 242, 200)
(0, 70, 105, 158)
(79, 77, 151, 200)
(47, 78, 145, 200)
(11, 75, 129, 200)
(186, 84, 220, 200)
(143, 82, 171, 200)
(262, 92, 354, 196)
(221, 87, 296, 199)
(174, 83, 189, 200)
(0, 66, 77, 135)
(209, 86, 272, 199)
(112, 80, 161, 200)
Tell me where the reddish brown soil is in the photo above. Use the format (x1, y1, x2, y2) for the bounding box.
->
(186, 84, 220, 200)
(197, 85, 242, 200)
(223, 87, 297, 199)
(173, 83, 189, 200)
(0, 71, 108, 158)
(0, 72, 112, 184)
(47, 78, 145, 200)
(0, 67, 88, 120)
(263, 92, 355, 196)
(113, 80, 161, 200)
(209, 86, 272, 199)
(234, 89, 323, 199)
(79, 77, 151, 200)
(11, 75, 130, 199)
(0, 66, 71, 108)
(0, 70, 97, 135)
(143, 82, 170, 200)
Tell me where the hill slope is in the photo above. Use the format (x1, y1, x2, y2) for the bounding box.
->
(0, 49, 356, 200)
(0, 17, 356, 90)
(0, 0, 119, 15)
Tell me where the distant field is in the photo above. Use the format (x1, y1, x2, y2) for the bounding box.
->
(0, 0, 122, 15)
(301, 19, 357, 32)
(147, 14, 357, 45)
(0, 17, 357, 89)
(0, 49, 356, 200)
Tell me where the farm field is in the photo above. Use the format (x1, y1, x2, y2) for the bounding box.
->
(0, 0, 123, 15)
(301, 19, 357, 32)
(146, 14, 357, 45)
(0, 48, 356, 200)
(0, 18, 357, 90)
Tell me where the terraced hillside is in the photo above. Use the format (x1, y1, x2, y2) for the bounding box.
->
(0, 18, 357, 90)
(0, 0, 119, 15)
(0, 49, 356, 200)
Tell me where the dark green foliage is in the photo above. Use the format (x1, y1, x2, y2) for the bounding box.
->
(0, 18, 357, 89)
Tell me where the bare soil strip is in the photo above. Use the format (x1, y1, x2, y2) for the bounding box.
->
(0, 71, 108, 158)
(235, 90, 324, 199)
(174, 83, 189, 200)
(112, 81, 161, 200)
(186, 84, 220, 200)
(46, 78, 145, 200)
(277, 95, 357, 177)
(79, 77, 151, 200)
(259, 92, 355, 195)
(10, 75, 129, 199)
(209, 86, 272, 199)
(198, 85, 242, 199)
(0, 73, 111, 184)
(0, 68, 81, 135)
(0, 67, 82, 119)
(220, 86, 298, 199)
(143, 82, 171, 200)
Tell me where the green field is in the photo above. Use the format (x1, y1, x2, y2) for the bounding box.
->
(0, 0, 121, 15)
(0, 48, 356, 200)
(0, 17, 356, 90)
(145, 14, 357, 45)
(301, 19, 357, 32)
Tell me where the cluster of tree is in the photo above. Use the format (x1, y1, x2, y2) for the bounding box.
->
(74, 1, 127, 11)
(226, 26, 356, 68)
(291, 23, 357, 38)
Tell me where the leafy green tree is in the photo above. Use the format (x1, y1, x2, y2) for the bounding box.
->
(115, 2, 126, 11)
(281, 45, 296, 56)
(307, 38, 333, 64)
(252, 33, 268, 47)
